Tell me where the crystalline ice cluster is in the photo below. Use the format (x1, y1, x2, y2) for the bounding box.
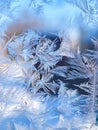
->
(0, 0, 98, 130)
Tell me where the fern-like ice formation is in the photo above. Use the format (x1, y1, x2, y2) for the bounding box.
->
(0, 0, 98, 130)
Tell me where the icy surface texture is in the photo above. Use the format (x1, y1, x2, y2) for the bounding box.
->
(0, 0, 98, 129)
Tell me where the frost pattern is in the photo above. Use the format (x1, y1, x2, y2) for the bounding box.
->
(0, 0, 98, 130)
